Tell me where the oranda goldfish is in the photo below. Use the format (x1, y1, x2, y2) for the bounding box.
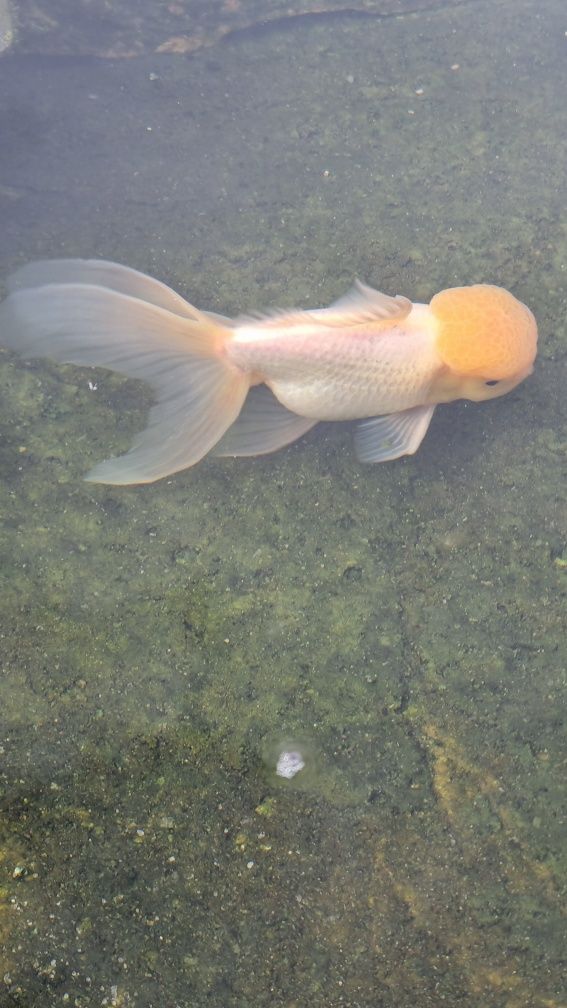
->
(0, 259, 537, 484)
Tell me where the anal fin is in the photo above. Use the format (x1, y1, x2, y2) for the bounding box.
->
(215, 385, 317, 457)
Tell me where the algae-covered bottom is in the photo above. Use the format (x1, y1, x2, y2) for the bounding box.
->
(1, 423, 565, 1006)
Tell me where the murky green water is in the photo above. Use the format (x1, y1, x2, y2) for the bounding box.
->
(1, 1, 566, 1005)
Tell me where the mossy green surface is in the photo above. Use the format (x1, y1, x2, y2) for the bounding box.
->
(1, 0, 566, 1005)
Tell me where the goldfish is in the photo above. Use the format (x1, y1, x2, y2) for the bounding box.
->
(0, 258, 537, 485)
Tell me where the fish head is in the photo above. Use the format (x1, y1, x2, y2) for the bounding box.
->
(428, 284, 538, 403)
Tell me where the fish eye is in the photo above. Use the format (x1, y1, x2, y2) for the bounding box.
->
(484, 379, 500, 386)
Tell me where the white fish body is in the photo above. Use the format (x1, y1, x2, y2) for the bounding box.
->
(0, 259, 537, 484)
(228, 299, 440, 420)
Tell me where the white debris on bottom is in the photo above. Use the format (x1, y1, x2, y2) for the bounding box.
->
(276, 749, 305, 780)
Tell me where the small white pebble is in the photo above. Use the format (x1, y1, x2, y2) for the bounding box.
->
(276, 750, 305, 779)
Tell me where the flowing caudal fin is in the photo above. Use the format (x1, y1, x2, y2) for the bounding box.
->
(7, 258, 233, 324)
(0, 282, 249, 484)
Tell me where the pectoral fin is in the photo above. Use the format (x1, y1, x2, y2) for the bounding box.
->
(354, 405, 436, 463)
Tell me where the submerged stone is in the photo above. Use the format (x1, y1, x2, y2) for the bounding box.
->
(10, 0, 459, 58)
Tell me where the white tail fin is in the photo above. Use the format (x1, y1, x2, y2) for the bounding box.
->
(0, 280, 249, 484)
(7, 258, 235, 324)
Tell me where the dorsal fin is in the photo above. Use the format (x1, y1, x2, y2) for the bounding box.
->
(235, 280, 412, 329)
(324, 280, 412, 323)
